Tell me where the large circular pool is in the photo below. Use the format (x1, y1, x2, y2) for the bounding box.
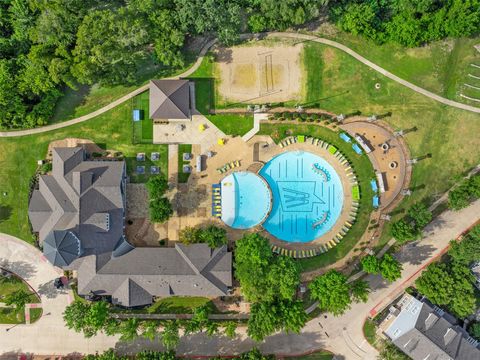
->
(259, 151, 344, 242)
(221, 171, 272, 229)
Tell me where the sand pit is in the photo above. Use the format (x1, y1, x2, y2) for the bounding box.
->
(216, 44, 303, 103)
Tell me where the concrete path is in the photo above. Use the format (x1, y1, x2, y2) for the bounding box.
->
(1, 32, 478, 139)
(1, 200, 479, 357)
(0, 39, 218, 138)
(0, 233, 118, 354)
(264, 32, 480, 114)
(242, 113, 268, 142)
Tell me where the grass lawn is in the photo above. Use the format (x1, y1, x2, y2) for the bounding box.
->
(363, 318, 378, 348)
(0, 100, 168, 243)
(259, 123, 375, 271)
(0, 274, 40, 324)
(302, 42, 480, 248)
(314, 27, 480, 103)
(146, 296, 214, 314)
(178, 144, 192, 183)
(287, 351, 333, 360)
(207, 114, 254, 136)
(132, 91, 153, 144)
(187, 53, 216, 114)
(50, 57, 196, 124)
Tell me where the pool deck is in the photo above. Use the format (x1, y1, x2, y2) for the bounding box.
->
(168, 135, 354, 251)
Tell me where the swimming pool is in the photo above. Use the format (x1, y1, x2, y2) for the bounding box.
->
(221, 172, 272, 229)
(259, 151, 344, 242)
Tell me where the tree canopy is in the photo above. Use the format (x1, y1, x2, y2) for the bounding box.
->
(448, 225, 480, 265)
(178, 224, 228, 248)
(331, 0, 480, 47)
(309, 270, 352, 316)
(415, 262, 476, 318)
(63, 300, 110, 338)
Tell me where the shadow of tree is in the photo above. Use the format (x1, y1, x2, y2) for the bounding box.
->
(395, 242, 436, 266)
(37, 279, 69, 299)
(0, 204, 12, 224)
(0, 260, 36, 281)
(113, 330, 328, 357)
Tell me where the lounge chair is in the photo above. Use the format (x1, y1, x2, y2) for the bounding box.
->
(234, 160, 240, 167)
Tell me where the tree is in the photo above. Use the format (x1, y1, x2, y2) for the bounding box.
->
(85, 349, 128, 360)
(361, 255, 380, 274)
(223, 321, 237, 338)
(378, 339, 410, 360)
(188, 304, 210, 333)
(161, 320, 180, 351)
(178, 226, 202, 245)
(266, 256, 300, 301)
(415, 263, 454, 306)
(416, 262, 476, 318)
(119, 318, 140, 341)
(408, 203, 432, 229)
(137, 350, 177, 360)
(337, 2, 378, 38)
(149, 198, 173, 223)
(469, 322, 480, 341)
(205, 321, 219, 337)
(63, 300, 110, 338)
(309, 270, 351, 316)
(448, 225, 480, 264)
(351, 280, 370, 303)
(234, 233, 274, 302)
(146, 175, 169, 200)
(247, 299, 307, 341)
(379, 254, 402, 282)
(4, 289, 31, 309)
(390, 220, 417, 242)
(238, 348, 274, 360)
(141, 320, 159, 341)
(200, 225, 227, 248)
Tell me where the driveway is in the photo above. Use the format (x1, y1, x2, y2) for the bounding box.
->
(0, 234, 118, 354)
(1, 199, 479, 357)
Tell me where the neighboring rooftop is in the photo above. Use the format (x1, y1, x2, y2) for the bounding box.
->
(384, 293, 480, 360)
(77, 243, 232, 307)
(28, 147, 126, 267)
(149, 79, 191, 120)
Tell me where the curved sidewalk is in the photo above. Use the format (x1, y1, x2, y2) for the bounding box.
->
(1, 32, 479, 138)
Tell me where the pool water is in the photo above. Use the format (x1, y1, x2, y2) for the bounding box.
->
(259, 151, 344, 242)
(221, 172, 271, 229)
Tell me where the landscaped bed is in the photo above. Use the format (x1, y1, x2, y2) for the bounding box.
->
(0, 273, 41, 324)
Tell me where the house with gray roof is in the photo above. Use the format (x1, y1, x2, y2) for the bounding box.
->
(29, 147, 127, 267)
(382, 293, 480, 359)
(149, 79, 192, 121)
(28, 147, 232, 307)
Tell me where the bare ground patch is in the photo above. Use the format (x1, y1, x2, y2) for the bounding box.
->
(216, 44, 303, 103)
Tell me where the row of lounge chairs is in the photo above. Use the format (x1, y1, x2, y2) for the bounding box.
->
(211, 184, 222, 218)
(279, 136, 298, 148)
(217, 160, 241, 174)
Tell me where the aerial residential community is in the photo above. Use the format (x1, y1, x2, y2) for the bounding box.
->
(1, 1, 480, 360)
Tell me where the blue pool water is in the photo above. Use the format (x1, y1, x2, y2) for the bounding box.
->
(221, 172, 271, 229)
(259, 151, 344, 242)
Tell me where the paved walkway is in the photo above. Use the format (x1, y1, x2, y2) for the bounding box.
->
(1, 200, 479, 357)
(0, 39, 218, 138)
(241, 113, 268, 142)
(1, 32, 478, 138)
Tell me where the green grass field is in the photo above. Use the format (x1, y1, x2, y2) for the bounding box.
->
(178, 144, 192, 183)
(302, 42, 480, 248)
(0, 275, 41, 324)
(314, 28, 480, 104)
(208, 114, 254, 136)
(363, 319, 378, 348)
(0, 101, 168, 243)
(51, 57, 196, 124)
(259, 123, 375, 271)
(132, 91, 153, 144)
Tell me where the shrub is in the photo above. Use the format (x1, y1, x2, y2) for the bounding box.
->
(149, 198, 173, 223)
(390, 220, 417, 242)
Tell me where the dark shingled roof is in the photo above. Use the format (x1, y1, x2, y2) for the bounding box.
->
(149, 80, 191, 120)
(76, 244, 232, 307)
(385, 295, 480, 360)
(28, 147, 126, 268)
